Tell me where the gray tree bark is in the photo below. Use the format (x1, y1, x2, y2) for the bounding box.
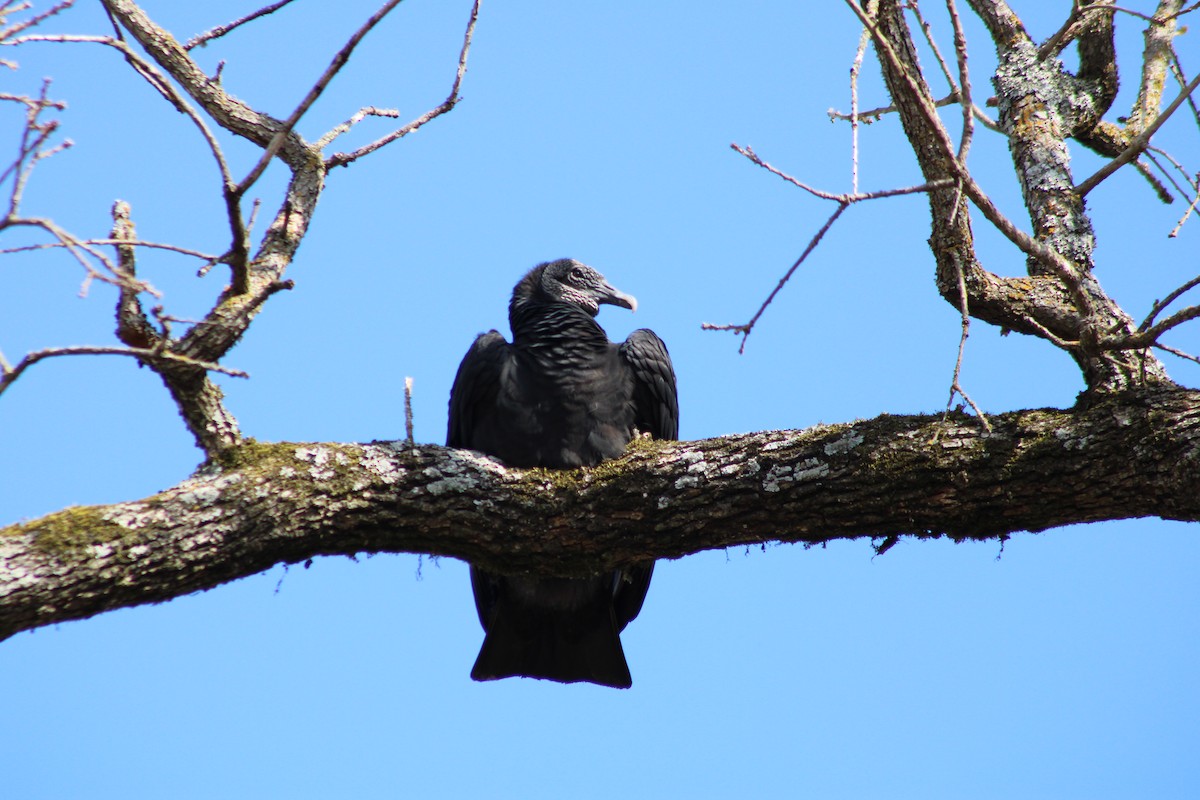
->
(4, 386, 1199, 640)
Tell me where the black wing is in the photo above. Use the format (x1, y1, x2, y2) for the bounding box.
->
(619, 328, 679, 441)
(447, 330, 509, 450)
(449, 330, 511, 632)
(613, 328, 676, 632)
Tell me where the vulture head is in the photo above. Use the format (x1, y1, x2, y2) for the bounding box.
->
(533, 259, 638, 316)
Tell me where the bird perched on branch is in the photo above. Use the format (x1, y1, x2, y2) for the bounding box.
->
(447, 259, 678, 688)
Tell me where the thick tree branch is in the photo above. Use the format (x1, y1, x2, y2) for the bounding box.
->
(1127, 0, 1186, 135)
(4, 388, 1200, 641)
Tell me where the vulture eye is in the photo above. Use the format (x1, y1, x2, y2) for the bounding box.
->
(569, 266, 586, 282)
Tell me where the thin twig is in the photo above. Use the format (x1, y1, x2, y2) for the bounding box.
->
(1167, 46, 1200, 136)
(1142, 274, 1200, 330)
(60, 18, 245, 289)
(4, 215, 160, 297)
(237, 0, 407, 195)
(1169, 183, 1200, 237)
(907, 0, 959, 92)
(8, 31, 240, 264)
(702, 204, 849, 353)
(1154, 341, 1200, 365)
(0, 345, 247, 398)
(849, 1, 878, 195)
(326, 0, 483, 168)
(0, 0, 75, 43)
(944, 0, 974, 162)
(731, 143, 952, 202)
(1, 79, 68, 218)
(1021, 315, 1082, 349)
(184, 0, 299, 50)
(1171, 1, 1200, 18)
(315, 106, 401, 149)
(1110, 302, 1200, 349)
(0, 238, 220, 260)
(940, 239, 991, 432)
(1141, 149, 1187, 201)
(404, 376, 415, 444)
(717, 140, 953, 351)
(828, 92, 1002, 133)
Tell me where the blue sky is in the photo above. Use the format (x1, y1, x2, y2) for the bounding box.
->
(2, 1, 1198, 797)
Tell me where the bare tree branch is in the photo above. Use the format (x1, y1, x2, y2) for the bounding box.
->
(702, 202, 849, 352)
(848, 0, 879, 195)
(4, 388, 1200, 641)
(1115, 303, 1200, 349)
(707, 143, 954, 351)
(4, 2, 477, 455)
(847, 0, 1093, 301)
(941, 222, 991, 432)
(0, 238, 220, 261)
(944, 0, 975, 161)
(235, 0, 407, 196)
(1126, 1, 1186, 136)
(326, 0, 482, 168)
(183, 0, 299, 50)
(0, 0, 74, 42)
(842, 0, 1175, 392)
(0, 345, 248, 399)
(829, 92, 1002, 131)
(1169, 182, 1200, 237)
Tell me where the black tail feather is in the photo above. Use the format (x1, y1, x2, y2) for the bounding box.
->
(470, 598, 633, 689)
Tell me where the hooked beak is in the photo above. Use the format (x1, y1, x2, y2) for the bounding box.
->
(598, 280, 638, 313)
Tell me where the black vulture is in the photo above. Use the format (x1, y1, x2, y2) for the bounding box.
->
(447, 259, 679, 688)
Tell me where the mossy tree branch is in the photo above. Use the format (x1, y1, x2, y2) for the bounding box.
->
(4, 388, 1200, 641)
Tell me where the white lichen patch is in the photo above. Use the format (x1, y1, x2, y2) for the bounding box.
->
(357, 445, 407, 490)
(794, 458, 830, 481)
(1053, 428, 1090, 451)
(716, 452, 763, 476)
(412, 449, 510, 495)
(824, 429, 863, 456)
(176, 484, 222, 507)
(0, 555, 38, 588)
(294, 445, 348, 481)
(443, 448, 511, 479)
(426, 475, 478, 496)
(762, 464, 793, 493)
(87, 543, 114, 560)
(674, 475, 701, 490)
(103, 502, 172, 530)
